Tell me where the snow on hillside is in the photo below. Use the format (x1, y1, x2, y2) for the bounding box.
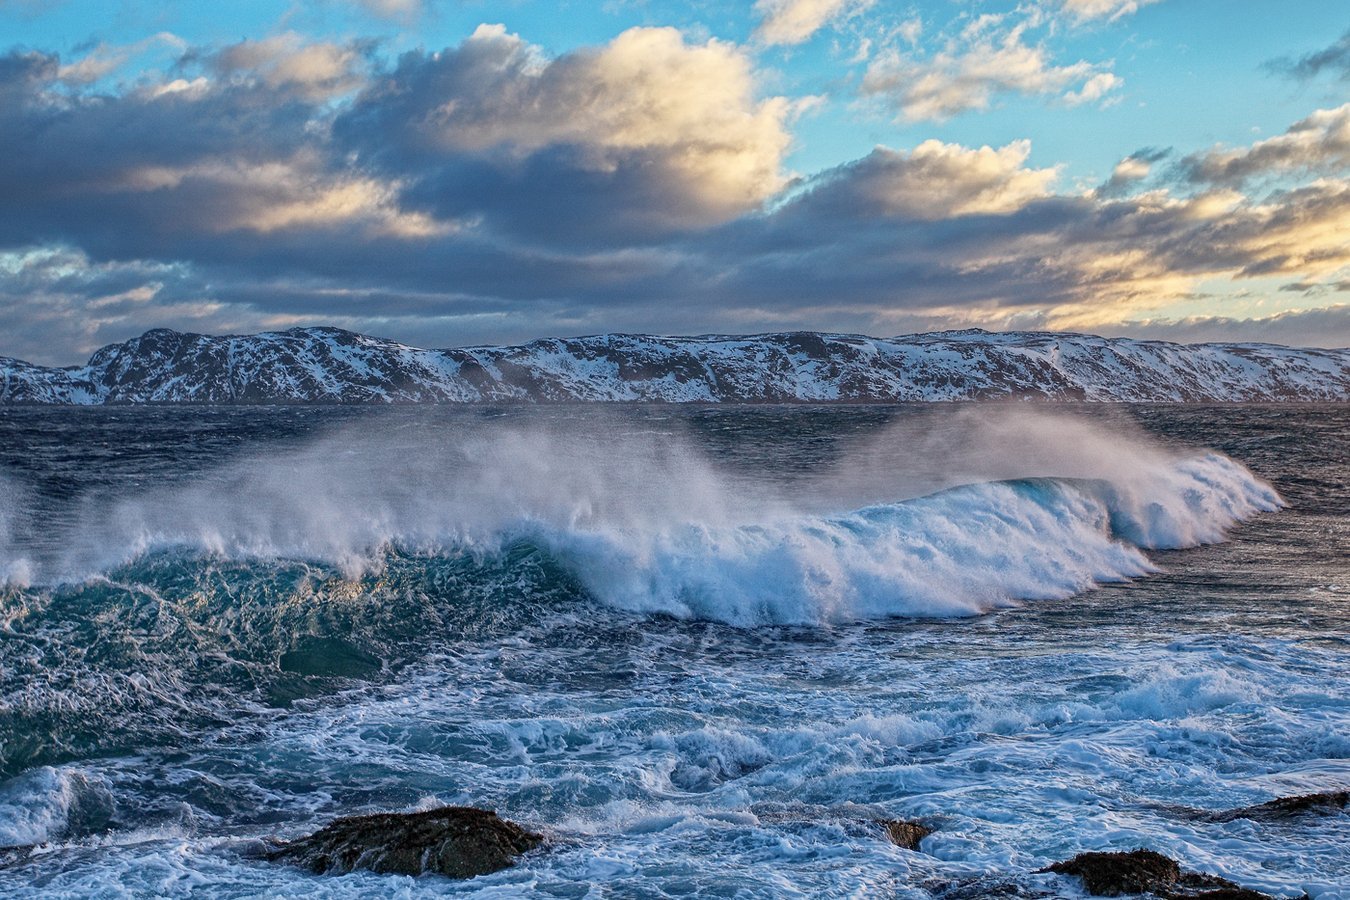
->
(1, 326, 1346, 403)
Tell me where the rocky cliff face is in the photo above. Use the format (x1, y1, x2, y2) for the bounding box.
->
(2, 326, 1347, 403)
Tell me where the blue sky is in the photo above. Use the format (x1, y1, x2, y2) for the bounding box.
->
(0, 0, 1346, 361)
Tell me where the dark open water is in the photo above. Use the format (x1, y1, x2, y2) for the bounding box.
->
(0, 404, 1345, 897)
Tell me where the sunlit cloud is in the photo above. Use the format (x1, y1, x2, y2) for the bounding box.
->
(1180, 103, 1350, 187)
(201, 32, 370, 99)
(1056, 0, 1161, 24)
(337, 24, 800, 236)
(860, 18, 1121, 121)
(753, 0, 872, 46)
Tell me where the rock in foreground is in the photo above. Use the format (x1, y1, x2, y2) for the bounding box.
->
(1042, 849, 1276, 899)
(266, 806, 543, 878)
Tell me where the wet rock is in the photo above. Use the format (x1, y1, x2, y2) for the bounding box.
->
(1044, 849, 1180, 895)
(1208, 791, 1347, 823)
(266, 806, 543, 878)
(1040, 849, 1278, 899)
(882, 818, 932, 851)
(744, 800, 934, 849)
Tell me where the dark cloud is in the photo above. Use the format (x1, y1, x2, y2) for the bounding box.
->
(1267, 28, 1350, 81)
(1178, 103, 1350, 187)
(1093, 305, 1350, 349)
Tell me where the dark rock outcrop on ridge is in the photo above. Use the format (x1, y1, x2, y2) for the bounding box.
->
(265, 806, 543, 878)
(3, 326, 1348, 403)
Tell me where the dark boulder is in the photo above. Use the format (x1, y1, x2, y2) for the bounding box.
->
(1040, 849, 1278, 899)
(1044, 849, 1180, 895)
(266, 806, 543, 878)
(882, 818, 933, 851)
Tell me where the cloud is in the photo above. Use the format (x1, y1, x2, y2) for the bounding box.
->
(1267, 28, 1350, 81)
(680, 132, 1350, 338)
(55, 33, 186, 85)
(336, 25, 796, 240)
(203, 32, 370, 100)
(1092, 304, 1350, 349)
(795, 139, 1058, 219)
(1181, 103, 1350, 187)
(860, 19, 1121, 120)
(0, 247, 242, 365)
(1057, 0, 1161, 23)
(352, 0, 425, 20)
(0, 31, 1347, 360)
(0, 44, 437, 250)
(753, 0, 870, 46)
(1096, 147, 1169, 196)
(1064, 71, 1122, 106)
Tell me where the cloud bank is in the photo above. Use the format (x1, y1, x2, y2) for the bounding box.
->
(0, 16, 1347, 364)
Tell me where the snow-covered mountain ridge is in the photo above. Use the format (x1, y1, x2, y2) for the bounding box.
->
(2, 326, 1347, 403)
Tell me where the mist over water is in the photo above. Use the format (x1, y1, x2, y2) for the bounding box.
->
(0, 404, 1344, 899)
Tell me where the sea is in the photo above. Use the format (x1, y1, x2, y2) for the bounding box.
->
(0, 403, 1345, 898)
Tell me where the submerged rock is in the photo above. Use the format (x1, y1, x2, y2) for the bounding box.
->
(928, 878, 1058, 899)
(1208, 790, 1347, 823)
(744, 801, 936, 851)
(1041, 849, 1278, 899)
(266, 806, 543, 878)
(882, 818, 933, 851)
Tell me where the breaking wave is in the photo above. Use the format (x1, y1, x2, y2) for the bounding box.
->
(0, 408, 1281, 625)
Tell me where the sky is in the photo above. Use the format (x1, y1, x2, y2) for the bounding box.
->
(0, 0, 1347, 363)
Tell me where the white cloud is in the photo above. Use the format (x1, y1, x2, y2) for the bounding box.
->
(211, 33, 367, 99)
(393, 25, 797, 220)
(1112, 157, 1152, 182)
(753, 0, 871, 46)
(1058, 0, 1162, 23)
(1064, 71, 1122, 106)
(861, 21, 1120, 120)
(110, 155, 449, 238)
(816, 139, 1059, 218)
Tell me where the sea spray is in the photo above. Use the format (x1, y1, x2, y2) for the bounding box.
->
(2, 407, 1281, 618)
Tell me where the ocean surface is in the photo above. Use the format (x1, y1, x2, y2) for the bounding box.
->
(0, 403, 1345, 898)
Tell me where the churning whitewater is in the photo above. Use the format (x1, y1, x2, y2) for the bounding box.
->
(0, 404, 1344, 899)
